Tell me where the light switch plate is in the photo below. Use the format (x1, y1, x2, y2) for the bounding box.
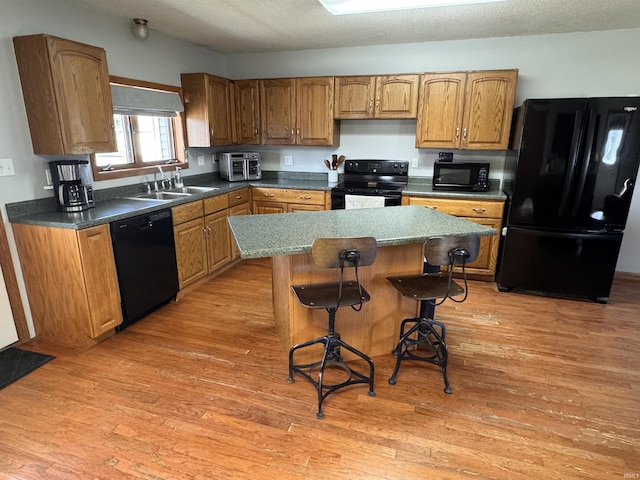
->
(197, 155, 205, 166)
(284, 155, 294, 166)
(0, 158, 15, 176)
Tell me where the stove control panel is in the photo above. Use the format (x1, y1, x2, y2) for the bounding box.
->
(344, 159, 409, 175)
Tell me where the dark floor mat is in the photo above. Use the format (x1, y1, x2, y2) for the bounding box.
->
(0, 347, 55, 390)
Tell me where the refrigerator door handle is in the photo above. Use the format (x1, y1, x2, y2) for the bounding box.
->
(558, 110, 585, 216)
(570, 110, 598, 216)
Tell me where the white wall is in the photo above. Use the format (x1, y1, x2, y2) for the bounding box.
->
(1, 0, 639, 341)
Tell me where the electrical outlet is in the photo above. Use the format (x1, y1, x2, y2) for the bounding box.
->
(0, 158, 15, 177)
(197, 155, 205, 166)
(411, 157, 419, 168)
(284, 155, 294, 166)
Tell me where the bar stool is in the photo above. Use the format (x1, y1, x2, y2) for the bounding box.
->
(288, 237, 377, 419)
(386, 235, 480, 394)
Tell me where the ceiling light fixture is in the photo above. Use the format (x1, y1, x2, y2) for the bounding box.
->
(131, 18, 149, 41)
(318, 0, 507, 15)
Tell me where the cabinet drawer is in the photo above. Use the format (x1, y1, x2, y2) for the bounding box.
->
(203, 194, 229, 215)
(228, 188, 250, 207)
(173, 201, 204, 225)
(252, 188, 325, 205)
(408, 196, 504, 218)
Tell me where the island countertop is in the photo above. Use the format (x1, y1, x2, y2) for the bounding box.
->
(228, 205, 495, 259)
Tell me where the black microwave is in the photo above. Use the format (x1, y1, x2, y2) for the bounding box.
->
(432, 162, 490, 192)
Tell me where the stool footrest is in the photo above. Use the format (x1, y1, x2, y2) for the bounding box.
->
(288, 334, 375, 419)
(388, 317, 452, 394)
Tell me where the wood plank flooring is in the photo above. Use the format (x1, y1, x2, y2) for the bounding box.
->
(1, 258, 639, 479)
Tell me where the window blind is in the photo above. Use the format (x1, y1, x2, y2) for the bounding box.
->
(110, 84, 184, 117)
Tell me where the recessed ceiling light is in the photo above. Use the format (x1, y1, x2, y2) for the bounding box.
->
(319, 0, 508, 15)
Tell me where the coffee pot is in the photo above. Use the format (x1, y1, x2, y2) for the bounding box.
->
(49, 160, 95, 212)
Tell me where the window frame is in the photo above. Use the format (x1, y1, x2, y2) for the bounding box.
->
(91, 76, 187, 181)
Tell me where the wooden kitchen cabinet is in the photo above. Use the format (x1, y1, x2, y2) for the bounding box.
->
(334, 74, 419, 119)
(181, 73, 233, 147)
(404, 195, 505, 281)
(12, 223, 122, 347)
(172, 195, 232, 290)
(13, 34, 116, 155)
(252, 187, 328, 214)
(233, 79, 261, 145)
(260, 77, 338, 146)
(415, 70, 518, 150)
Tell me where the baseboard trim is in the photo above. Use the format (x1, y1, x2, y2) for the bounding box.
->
(614, 271, 640, 282)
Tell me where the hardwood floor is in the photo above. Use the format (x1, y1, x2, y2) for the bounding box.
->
(1, 258, 639, 479)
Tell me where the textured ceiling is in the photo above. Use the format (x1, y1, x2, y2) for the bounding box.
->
(69, 0, 640, 54)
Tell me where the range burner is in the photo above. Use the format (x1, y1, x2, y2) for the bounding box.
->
(331, 159, 409, 209)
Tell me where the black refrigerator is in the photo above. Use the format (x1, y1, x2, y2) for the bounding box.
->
(496, 97, 640, 303)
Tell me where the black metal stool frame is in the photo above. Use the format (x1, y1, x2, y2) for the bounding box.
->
(387, 235, 480, 394)
(287, 237, 377, 419)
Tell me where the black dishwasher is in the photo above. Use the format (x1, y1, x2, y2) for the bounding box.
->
(110, 209, 179, 330)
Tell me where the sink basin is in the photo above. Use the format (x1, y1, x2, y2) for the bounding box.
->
(127, 191, 191, 201)
(169, 186, 219, 194)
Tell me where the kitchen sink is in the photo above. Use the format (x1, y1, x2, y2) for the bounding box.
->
(169, 186, 219, 194)
(127, 191, 191, 201)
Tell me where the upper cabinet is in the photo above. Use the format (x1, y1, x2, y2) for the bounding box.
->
(233, 79, 261, 145)
(181, 73, 233, 147)
(13, 34, 117, 155)
(260, 77, 338, 146)
(416, 69, 518, 150)
(334, 74, 419, 119)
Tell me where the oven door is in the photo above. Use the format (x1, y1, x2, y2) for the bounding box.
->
(331, 186, 402, 209)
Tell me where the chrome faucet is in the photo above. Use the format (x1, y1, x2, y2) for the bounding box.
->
(154, 165, 167, 190)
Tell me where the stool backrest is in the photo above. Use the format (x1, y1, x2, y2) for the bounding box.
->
(424, 235, 480, 267)
(312, 237, 377, 269)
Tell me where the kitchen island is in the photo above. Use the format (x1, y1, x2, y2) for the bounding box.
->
(228, 205, 495, 359)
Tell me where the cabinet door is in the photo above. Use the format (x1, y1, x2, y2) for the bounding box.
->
(461, 70, 517, 150)
(415, 73, 467, 148)
(205, 210, 231, 272)
(207, 75, 233, 146)
(334, 76, 376, 119)
(253, 201, 287, 215)
(375, 75, 419, 119)
(260, 78, 296, 145)
(296, 77, 336, 146)
(13, 34, 116, 155)
(234, 79, 260, 145)
(174, 218, 207, 289)
(76, 225, 122, 337)
(454, 217, 502, 279)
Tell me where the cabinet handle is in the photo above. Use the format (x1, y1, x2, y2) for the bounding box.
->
(298, 128, 302, 140)
(299, 195, 311, 200)
(455, 127, 460, 140)
(369, 99, 373, 112)
(472, 207, 486, 213)
(263, 192, 274, 197)
(375, 99, 380, 110)
(424, 206, 437, 210)
(202, 227, 208, 238)
(210, 128, 214, 138)
(462, 128, 467, 143)
(291, 128, 295, 137)
(235, 195, 243, 200)
(254, 128, 258, 135)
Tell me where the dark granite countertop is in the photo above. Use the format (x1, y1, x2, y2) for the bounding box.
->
(6, 173, 505, 230)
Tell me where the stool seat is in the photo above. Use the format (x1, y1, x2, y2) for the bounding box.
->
(386, 273, 464, 301)
(292, 281, 370, 309)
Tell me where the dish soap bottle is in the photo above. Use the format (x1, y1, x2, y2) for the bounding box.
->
(173, 167, 184, 188)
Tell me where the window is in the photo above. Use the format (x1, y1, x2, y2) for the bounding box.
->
(92, 76, 187, 180)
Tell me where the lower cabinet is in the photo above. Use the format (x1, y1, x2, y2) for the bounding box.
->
(252, 187, 328, 214)
(12, 223, 122, 347)
(404, 195, 505, 281)
(173, 195, 232, 290)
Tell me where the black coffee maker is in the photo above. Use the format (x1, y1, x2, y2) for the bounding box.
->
(49, 160, 95, 212)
